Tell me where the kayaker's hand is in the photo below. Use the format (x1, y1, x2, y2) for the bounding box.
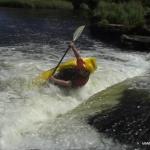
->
(49, 76, 55, 83)
(49, 76, 54, 80)
(69, 41, 75, 49)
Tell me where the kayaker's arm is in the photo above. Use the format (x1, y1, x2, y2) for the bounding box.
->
(49, 76, 72, 87)
(69, 42, 85, 68)
(69, 42, 81, 59)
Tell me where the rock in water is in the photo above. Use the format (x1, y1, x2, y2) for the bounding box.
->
(88, 77, 150, 150)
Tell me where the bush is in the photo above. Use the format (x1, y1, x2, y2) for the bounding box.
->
(93, 1, 145, 28)
(141, 0, 150, 7)
(98, 19, 109, 25)
(124, 1, 145, 27)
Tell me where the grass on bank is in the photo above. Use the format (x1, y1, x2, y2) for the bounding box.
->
(0, 0, 73, 9)
(93, 1, 145, 28)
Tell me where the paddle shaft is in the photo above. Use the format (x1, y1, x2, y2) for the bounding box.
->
(51, 25, 85, 76)
(51, 46, 70, 76)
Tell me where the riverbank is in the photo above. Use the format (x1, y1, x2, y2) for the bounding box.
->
(90, 23, 150, 51)
(72, 0, 150, 51)
(0, 0, 73, 9)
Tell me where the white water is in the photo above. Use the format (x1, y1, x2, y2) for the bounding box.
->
(0, 42, 149, 150)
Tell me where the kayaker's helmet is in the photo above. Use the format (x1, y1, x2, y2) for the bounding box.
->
(84, 58, 97, 73)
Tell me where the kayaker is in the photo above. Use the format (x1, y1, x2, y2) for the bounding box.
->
(49, 42, 91, 88)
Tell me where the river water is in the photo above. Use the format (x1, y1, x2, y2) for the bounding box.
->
(0, 8, 150, 150)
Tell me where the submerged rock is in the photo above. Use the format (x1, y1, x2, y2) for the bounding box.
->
(121, 34, 150, 51)
(69, 81, 130, 119)
(90, 23, 128, 45)
(90, 23, 150, 51)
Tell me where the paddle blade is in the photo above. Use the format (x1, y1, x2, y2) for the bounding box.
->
(73, 25, 85, 42)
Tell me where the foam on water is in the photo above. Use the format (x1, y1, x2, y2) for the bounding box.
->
(0, 43, 149, 150)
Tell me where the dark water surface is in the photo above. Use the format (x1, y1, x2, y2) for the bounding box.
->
(0, 7, 85, 45)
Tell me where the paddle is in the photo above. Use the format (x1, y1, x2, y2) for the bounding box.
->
(51, 25, 85, 76)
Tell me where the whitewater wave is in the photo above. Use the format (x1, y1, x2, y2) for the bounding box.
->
(0, 43, 149, 150)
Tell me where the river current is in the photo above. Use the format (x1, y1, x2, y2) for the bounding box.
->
(0, 8, 150, 150)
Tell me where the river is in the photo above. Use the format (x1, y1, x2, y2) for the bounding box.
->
(0, 8, 149, 150)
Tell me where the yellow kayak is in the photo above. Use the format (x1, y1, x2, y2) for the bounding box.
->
(33, 57, 97, 86)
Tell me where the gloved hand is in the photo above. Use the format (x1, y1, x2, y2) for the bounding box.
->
(69, 41, 75, 49)
(49, 76, 55, 83)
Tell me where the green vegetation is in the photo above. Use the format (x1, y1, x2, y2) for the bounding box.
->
(71, 0, 149, 28)
(0, 0, 73, 9)
(94, 1, 145, 28)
